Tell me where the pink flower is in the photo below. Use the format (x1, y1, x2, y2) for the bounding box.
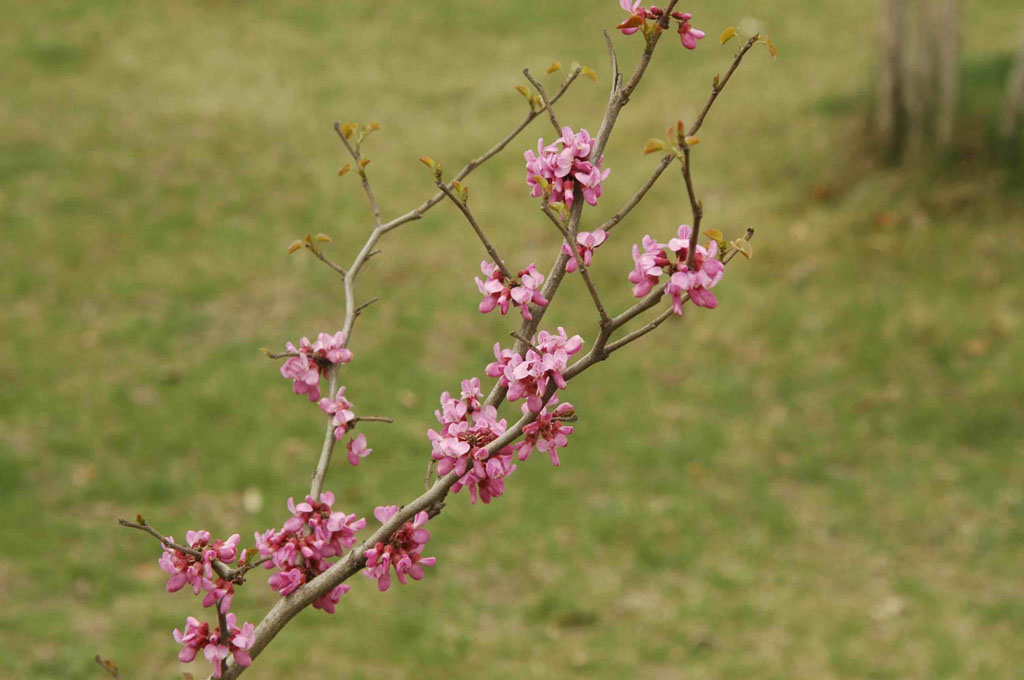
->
(563, 229, 608, 273)
(673, 12, 705, 49)
(628, 225, 725, 313)
(475, 261, 548, 321)
(319, 386, 356, 440)
(617, 0, 648, 35)
(664, 225, 724, 313)
(279, 332, 353, 402)
(280, 353, 321, 402)
(516, 400, 576, 466)
(159, 531, 240, 598)
(255, 491, 365, 611)
(346, 432, 372, 466)
(364, 509, 436, 591)
(173, 613, 254, 678)
(509, 264, 549, 321)
(523, 127, 609, 208)
(268, 567, 305, 596)
(475, 260, 512, 315)
(486, 328, 584, 414)
(201, 577, 235, 613)
(313, 583, 351, 614)
(628, 235, 670, 298)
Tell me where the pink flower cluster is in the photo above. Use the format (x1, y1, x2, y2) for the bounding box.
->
(486, 327, 584, 413)
(254, 491, 366, 614)
(515, 398, 576, 466)
(562, 229, 608, 273)
(476, 261, 548, 321)
(318, 387, 374, 465)
(617, 2, 705, 49)
(524, 127, 610, 207)
(428, 379, 518, 504)
(629, 225, 724, 313)
(364, 505, 437, 591)
(280, 331, 353, 402)
(159, 530, 241, 614)
(173, 613, 254, 678)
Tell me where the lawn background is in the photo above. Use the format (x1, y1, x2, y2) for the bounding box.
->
(1, 1, 1022, 678)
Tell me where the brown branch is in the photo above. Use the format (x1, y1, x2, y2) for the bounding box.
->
(523, 68, 563, 134)
(510, 331, 541, 353)
(549, 209, 611, 326)
(303, 243, 347, 277)
(352, 415, 394, 425)
(353, 296, 380, 316)
(436, 181, 513, 281)
(118, 518, 234, 581)
(681, 145, 703, 270)
(377, 69, 582, 236)
(333, 123, 383, 226)
(213, 25, 762, 679)
(598, 153, 673, 233)
(688, 35, 759, 138)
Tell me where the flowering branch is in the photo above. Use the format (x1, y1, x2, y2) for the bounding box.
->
(115, 7, 776, 679)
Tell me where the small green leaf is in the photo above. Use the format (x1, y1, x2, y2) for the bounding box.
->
(719, 27, 738, 45)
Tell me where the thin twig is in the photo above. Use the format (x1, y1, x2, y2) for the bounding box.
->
(94, 655, 121, 679)
(265, 350, 300, 360)
(333, 123, 383, 225)
(304, 244, 347, 277)
(377, 69, 582, 237)
(352, 415, 394, 424)
(436, 182, 513, 280)
(510, 331, 541, 353)
(118, 519, 233, 581)
(548, 210, 610, 325)
(688, 35, 759, 138)
(681, 145, 703, 270)
(308, 366, 339, 502)
(353, 296, 380, 316)
(598, 153, 673, 233)
(523, 68, 563, 134)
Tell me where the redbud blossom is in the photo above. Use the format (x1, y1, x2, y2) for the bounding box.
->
(562, 229, 608, 272)
(319, 386, 356, 440)
(664, 224, 724, 312)
(674, 12, 705, 49)
(516, 399, 576, 466)
(476, 261, 549, 321)
(364, 506, 437, 591)
(159, 531, 240, 600)
(524, 127, 609, 208)
(486, 327, 584, 413)
(346, 432, 372, 466)
(628, 225, 724, 313)
(280, 331, 353, 402)
(255, 491, 365, 610)
(173, 613, 254, 678)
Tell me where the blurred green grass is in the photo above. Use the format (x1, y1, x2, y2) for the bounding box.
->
(1, 1, 1023, 678)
